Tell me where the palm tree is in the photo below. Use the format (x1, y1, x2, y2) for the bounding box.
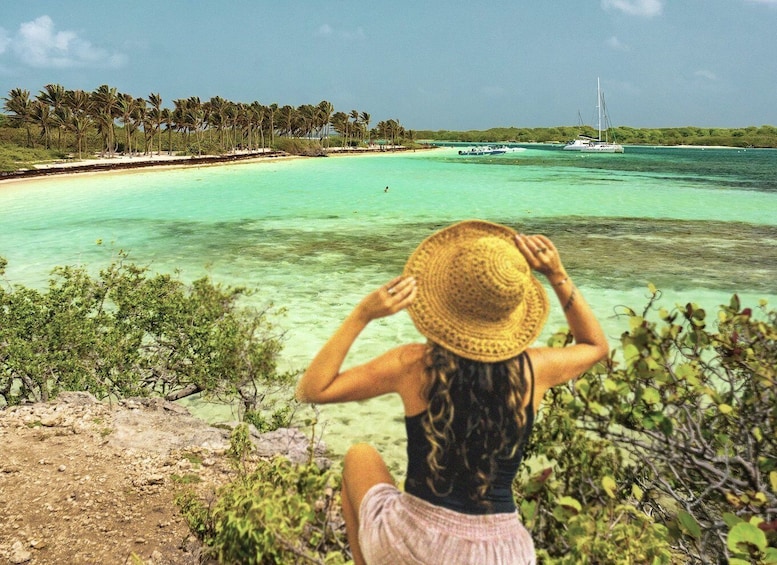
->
(117, 93, 140, 155)
(175, 97, 204, 155)
(317, 100, 334, 147)
(91, 85, 119, 156)
(297, 104, 316, 139)
(360, 112, 371, 144)
(161, 108, 174, 155)
(330, 111, 349, 148)
(56, 105, 74, 154)
(278, 105, 294, 137)
(65, 89, 93, 159)
(383, 119, 405, 147)
(249, 101, 265, 149)
(3, 88, 35, 147)
(30, 100, 54, 149)
(205, 96, 228, 152)
(349, 110, 361, 147)
(147, 93, 163, 155)
(267, 103, 278, 145)
(231, 102, 246, 152)
(38, 84, 67, 149)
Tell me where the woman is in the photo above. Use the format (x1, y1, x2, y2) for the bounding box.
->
(297, 220, 608, 564)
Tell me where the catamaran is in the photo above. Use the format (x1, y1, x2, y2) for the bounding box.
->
(564, 78, 624, 153)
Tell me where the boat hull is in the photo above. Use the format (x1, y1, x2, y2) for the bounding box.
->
(581, 143, 624, 153)
(458, 145, 525, 156)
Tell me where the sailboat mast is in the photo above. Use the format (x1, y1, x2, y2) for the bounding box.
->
(597, 77, 602, 141)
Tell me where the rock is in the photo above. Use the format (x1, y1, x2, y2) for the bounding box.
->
(9, 540, 32, 564)
(57, 391, 99, 406)
(252, 427, 328, 467)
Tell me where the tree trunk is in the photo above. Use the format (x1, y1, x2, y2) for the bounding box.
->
(164, 384, 202, 402)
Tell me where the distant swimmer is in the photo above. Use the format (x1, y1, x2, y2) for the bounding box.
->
(384, 186, 389, 193)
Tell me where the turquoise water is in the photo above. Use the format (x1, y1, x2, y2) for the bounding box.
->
(2, 146, 776, 471)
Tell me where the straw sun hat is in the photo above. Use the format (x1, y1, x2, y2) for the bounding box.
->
(403, 220, 549, 363)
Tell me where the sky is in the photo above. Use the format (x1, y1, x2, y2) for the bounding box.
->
(1, 0, 776, 131)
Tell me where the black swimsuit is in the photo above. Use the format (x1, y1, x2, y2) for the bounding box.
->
(404, 353, 536, 515)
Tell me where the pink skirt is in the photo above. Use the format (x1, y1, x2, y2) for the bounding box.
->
(358, 483, 536, 565)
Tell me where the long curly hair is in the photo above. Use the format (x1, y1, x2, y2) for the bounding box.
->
(421, 342, 531, 504)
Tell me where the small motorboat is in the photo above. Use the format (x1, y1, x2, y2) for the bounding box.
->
(458, 145, 525, 156)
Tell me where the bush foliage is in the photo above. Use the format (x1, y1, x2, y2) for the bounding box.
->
(0, 255, 295, 415)
(177, 424, 348, 564)
(517, 287, 776, 564)
(416, 125, 777, 148)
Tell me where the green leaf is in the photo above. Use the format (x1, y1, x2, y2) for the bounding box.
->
(678, 510, 702, 539)
(520, 500, 537, 527)
(642, 387, 661, 405)
(727, 522, 767, 554)
(658, 415, 674, 436)
(631, 484, 644, 501)
(718, 403, 733, 415)
(602, 476, 617, 499)
(603, 377, 619, 393)
(557, 496, 582, 514)
(722, 512, 743, 529)
(770, 471, 777, 494)
(623, 343, 640, 362)
(763, 547, 777, 565)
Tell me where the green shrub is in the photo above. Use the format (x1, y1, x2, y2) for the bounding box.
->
(272, 137, 325, 156)
(517, 287, 776, 563)
(0, 254, 296, 409)
(178, 425, 348, 564)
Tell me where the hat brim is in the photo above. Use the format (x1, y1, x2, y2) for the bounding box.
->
(403, 220, 549, 362)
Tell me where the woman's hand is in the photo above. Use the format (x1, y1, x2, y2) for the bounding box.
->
(514, 233, 565, 282)
(356, 275, 417, 322)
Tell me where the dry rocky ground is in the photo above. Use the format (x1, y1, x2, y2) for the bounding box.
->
(0, 393, 325, 565)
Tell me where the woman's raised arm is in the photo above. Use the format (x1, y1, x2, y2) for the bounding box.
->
(515, 234, 609, 392)
(295, 275, 417, 404)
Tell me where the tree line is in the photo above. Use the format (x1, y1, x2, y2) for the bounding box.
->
(417, 124, 777, 148)
(2, 84, 410, 160)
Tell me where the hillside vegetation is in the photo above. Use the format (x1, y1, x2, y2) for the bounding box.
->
(416, 124, 777, 148)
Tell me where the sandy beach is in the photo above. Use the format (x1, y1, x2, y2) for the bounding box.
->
(0, 149, 292, 183)
(0, 145, 418, 184)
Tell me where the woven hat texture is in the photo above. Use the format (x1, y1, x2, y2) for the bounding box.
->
(403, 220, 549, 362)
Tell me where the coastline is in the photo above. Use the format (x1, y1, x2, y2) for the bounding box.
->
(0, 145, 420, 185)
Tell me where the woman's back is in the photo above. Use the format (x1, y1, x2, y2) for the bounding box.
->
(404, 349, 536, 514)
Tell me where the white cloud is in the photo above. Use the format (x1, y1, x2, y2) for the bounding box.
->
(601, 0, 664, 17)
(314, 23, 365, 41)
(6, 15, 126, 69)
(345, 27, 366, 41)
(315, 24, 334, 37)
(694, 70, 718, 81)
(606, 36, 630, 50)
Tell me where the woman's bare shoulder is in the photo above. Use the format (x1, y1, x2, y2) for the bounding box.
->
(397, 342, 428, 362)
